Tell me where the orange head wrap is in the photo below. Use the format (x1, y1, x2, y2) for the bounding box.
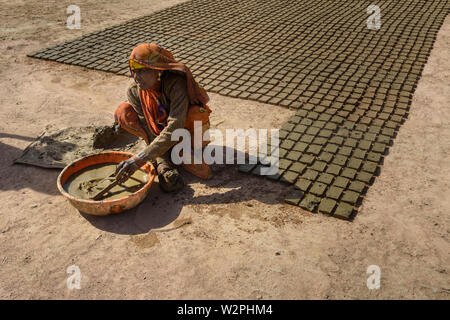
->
(129, 43, 209, 106)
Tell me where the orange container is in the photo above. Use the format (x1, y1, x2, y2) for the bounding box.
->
(57, 151, 156, 216)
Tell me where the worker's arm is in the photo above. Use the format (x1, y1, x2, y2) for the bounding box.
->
(139, 74, 189, 161)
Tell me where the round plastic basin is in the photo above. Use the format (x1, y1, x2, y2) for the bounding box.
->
(57, 151, 156, 216)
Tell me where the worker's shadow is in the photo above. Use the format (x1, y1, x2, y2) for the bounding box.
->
(83, 146, 293, 235)
(0, 134, 62, 195)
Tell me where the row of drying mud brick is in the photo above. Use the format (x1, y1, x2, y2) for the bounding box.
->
(26, 0, 450, 220)
(239, 96, 409, 219)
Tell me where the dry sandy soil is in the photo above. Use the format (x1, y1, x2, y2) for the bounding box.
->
(0, 0, 448, 299)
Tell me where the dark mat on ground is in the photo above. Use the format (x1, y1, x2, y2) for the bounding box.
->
(14, 126, 146, 169)
(27, 0, 450, 219)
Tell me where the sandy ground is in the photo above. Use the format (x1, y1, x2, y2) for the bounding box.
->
(0, 0, 448, 299)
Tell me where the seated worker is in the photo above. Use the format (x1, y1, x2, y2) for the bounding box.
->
(114, 43, 212, 192)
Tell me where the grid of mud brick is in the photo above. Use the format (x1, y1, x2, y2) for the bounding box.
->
(242, 0, 448, 219)
(28, 0, 450, 219)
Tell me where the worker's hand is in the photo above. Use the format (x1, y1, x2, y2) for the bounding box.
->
(115, 152, 146, 184)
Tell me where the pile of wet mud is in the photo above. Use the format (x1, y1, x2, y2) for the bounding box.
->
(14, 125, 146, 169)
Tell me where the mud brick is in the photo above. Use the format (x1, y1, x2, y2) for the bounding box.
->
(318, 129, 333, 138)
(307, 144, 322, 155)
(360, 117, 372, 125)
(330, 115, 345, 124)
(300, 134, 315, 143)
(293, 142, 308, 152)
(310, 182, 327, 196)
(296, 110, 308, 117)
(343, 104, 356, 112)
(372, 119, 385, 127)
(279, 158, 293, 170)
(313, 137, 328, 145)
(318, 198, 337, 215)
(337, 110, 349, 118)
(343, 122, 356, 131)
(352, 149, 366, 159)
(284, 189, 304, 206)
(338, 146, 353, 156)
(332, 154, 347, 166)
(377, 134, 391, 144)
(281, 171, 299, 184)
(362, 161, 378, 174)
(367, 152, 382, 163)
(303, 169, 319, 181)
(306, 127, 320, 136)
(372, 142, 387, 154)
(295, 178, 312, 192)
(280, 140, 295, 150)
(238, 163, 257, 173)
(281, 122, 295, 131)
(279, 130, 289, 139)
(334, 203, 354, 220)
(364, 132, 377, 141)
(385, 121, 399, 130)
(294, 124, 308, 133)
(344, 138, 358, 148)
(287, 132, 302, 141)
(368, 126, 382, 134)
(324, 144, 339, 154)
(337, 128, 350, 138)
(306, 111, 320, 120)
(311, 161, 327, 172)
(318, 173, 334, 185)
(356, 171, 373, 184)
(355, 124, 369, 132)
(318, 152, 333, 163)
(348, 158, 362, 170)
(335, 175, 351, 189)
(382, 128, 396, 137)
(394, 109, 407, 117)
(289, 116, 302, 124)
(341, 190, 360, 205)
(341, 168, 357, 180)
(350, 131, 364, 140)
(300, 118, 313, 126)
(358, 140, 372, 150)
(326, 164, 341, 175)
(286, 151, 302, 161)
(318, 114, 332, 122)
(324, 122, 338, 131)
(326, 186, 344, 200)
(299, 154, 315, 165)
(290, 162, 307, 174)
(78, 61, 91, 67)
(279, 148, 288, 158)
(330, 136, 344, 145)
(349, 181, 366, 193)
(299, 194, 320, 212)
(378, 112, 390, 120)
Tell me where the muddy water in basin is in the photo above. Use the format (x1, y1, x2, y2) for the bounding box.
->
(63, 162, 149, 200)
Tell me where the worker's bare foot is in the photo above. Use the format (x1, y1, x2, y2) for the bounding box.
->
(156, 161, 185, 193)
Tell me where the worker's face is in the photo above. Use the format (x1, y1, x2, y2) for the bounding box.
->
(133, 68, 159, 90)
